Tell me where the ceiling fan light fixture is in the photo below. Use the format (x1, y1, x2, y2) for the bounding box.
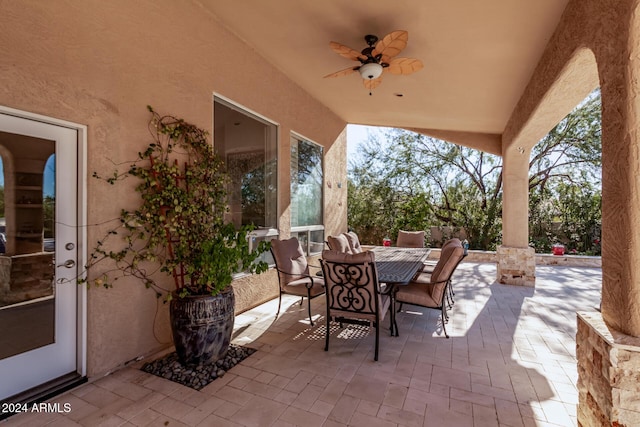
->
(359, 62, 383, 80)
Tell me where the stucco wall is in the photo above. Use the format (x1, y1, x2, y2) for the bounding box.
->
(0, 1, 347, 377)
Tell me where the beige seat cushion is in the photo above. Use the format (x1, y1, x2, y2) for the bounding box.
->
(327, 234, 352, 253)
(283, 277, 325, 297)
(396, 239, 464, 308)
(271, 237, 311, 287)
(395, 282, 438, 308)
(343, 231, 363, 254)
(396, 230, 425, 248)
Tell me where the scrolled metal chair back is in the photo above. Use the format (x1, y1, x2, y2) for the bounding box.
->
(321, 250, 380, 317)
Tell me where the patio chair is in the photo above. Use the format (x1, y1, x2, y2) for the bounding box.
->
(270, 237, 325, 326)
(343, 231, 363, 253)
(421, 238, 466, 307)
(326, 234, 352, 253)
(396, 230, 425, 248)
(320, 250, 394, 361)
(395, 239, 465, 338)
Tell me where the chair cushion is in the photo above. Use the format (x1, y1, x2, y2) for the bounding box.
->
(411, 272, 432, 284)
(395, 282, 439, 308)
(431, 241, 464, 284)
(327, 234, 352, 253)
(442, 238, 462, 249)
(397, 240, 464, 308)
(283, 276, 325, 297)
(429, 241, 464, 303)
(322, 249, 375, 264)
(343, 231, 363, 253)
(271, 237, 310, 286)
(396, 230, 425, 248)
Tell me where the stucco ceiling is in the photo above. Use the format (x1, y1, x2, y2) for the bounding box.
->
(205, 1, 570, 136)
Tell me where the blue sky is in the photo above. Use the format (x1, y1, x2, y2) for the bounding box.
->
(347, 124, 384, 162)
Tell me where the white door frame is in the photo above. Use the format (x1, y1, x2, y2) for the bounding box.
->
(0, 105, 87, 383)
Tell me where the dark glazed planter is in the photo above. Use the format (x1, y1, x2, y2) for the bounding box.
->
(169, 286, 235, 366)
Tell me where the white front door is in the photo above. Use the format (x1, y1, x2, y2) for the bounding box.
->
(0, 111, 83, 401)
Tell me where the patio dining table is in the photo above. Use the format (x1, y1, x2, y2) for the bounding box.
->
(370, 246, 431, 284)
(369, 246, 431, 337)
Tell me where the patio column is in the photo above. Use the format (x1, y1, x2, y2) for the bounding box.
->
(577, 1, 640, 426)
(597, 1, 640, 339)
(497, 144, 535, 286)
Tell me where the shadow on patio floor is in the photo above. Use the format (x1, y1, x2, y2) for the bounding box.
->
(3, 261, 601, 426)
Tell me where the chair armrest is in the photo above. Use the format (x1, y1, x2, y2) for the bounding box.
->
(308, 263, 323, 277)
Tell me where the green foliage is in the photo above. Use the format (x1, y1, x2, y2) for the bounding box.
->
(43, 195, 55, 238)
(81, 107, 270, 298)
(348, 89, 602, 253)
(528, 91, 602, 254)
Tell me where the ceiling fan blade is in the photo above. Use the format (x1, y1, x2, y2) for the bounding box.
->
(363, 76, 383, 90)
(323, 66, 359, 78)
(372, 30, 408, 61)
(329, 41, 366, 62)
(385, 57, 424, 75)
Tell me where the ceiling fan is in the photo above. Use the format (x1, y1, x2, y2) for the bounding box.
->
(323, 30, 423, 95)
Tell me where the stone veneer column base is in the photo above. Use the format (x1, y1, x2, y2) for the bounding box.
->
(496, 245, 535, 286)
(577, 312, 640, 427)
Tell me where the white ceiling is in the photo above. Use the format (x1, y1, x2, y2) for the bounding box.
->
(206, 1, 570, 135)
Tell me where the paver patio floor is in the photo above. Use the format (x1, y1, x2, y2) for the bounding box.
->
(2, 261, 602, 426)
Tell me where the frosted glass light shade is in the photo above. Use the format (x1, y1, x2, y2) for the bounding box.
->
(359, 63, 383, 79)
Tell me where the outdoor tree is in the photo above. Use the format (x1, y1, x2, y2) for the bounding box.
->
(348, 89, 602, 253)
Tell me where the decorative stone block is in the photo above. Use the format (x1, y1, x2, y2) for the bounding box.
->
(496, 246, 535, 287)
(577, 312, 640, 426)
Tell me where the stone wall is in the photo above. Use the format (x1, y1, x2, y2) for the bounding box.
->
(424, 248, 600, 267)
(496, 246, 536, 286)
(0, 253, 54, 306)
(537, 254, 601, 267)
(577, 312, 640, 426)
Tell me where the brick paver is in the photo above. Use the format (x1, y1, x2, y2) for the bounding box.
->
(2, 262, 601, 426)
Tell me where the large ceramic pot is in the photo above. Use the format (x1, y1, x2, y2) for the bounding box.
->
(169, 286, 235, 366)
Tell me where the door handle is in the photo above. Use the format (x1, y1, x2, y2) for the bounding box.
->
(58, 259, 76, 268)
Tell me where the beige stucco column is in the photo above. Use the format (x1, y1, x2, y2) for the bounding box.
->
(576, 1, 640, 426)
(497, 144, 535, 286)
(597, 2, 640, 338)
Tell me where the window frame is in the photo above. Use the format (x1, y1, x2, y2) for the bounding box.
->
(290, 133, 324, 256)
(213, 94, 280, 269)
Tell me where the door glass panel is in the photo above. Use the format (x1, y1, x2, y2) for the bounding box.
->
(0, 131, 55, 360)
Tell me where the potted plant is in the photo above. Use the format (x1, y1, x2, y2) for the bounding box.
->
(82, 106, 270, 365)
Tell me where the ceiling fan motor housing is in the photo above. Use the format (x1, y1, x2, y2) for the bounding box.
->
(364, 34, 379, 46)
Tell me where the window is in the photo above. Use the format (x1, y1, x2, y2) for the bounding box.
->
(290, 135, 324, 255)
(214, 96, 278, 264)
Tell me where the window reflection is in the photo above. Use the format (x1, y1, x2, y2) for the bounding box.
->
(291, 136, 324, 255)
(214, 98, 278, 230)
(0, 131, 55, 359)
